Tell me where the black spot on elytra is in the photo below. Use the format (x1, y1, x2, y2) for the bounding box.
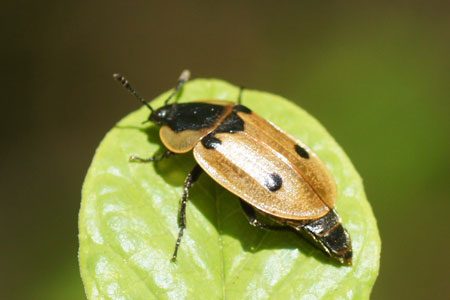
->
(201, 134, 222, 149)
(295, 144, 310, 159)
(264, 173, 283, 192)
(233, 105, 252, 114)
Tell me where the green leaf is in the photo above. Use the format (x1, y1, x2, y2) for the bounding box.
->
(79, 78, 380, 300)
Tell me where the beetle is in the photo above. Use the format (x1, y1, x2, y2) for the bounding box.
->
(113, 70, 352, 265)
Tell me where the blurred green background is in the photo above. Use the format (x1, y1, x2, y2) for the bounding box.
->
(2, 1, 449, 299)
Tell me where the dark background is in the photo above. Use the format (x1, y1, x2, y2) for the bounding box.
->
(2, 1, 449, 299)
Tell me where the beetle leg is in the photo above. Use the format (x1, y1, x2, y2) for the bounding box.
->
(239, 199, 293, 232)
(172, 164, 203, 261)
(129, 149, 174, 163)
(165, 70, 191, 105)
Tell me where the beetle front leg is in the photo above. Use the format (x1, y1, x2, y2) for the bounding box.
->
(240, 199, 293, 232)
(172, 164, 203, 261)
(129, 149, 174, 163)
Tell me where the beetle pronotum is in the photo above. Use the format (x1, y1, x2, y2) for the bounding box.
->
(113, 71, 352, 265)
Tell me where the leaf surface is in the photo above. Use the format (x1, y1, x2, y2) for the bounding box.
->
(79, 79, 380, 300)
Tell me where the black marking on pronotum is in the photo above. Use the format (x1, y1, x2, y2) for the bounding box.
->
(265, 173, 283, 192)
(201, 134, 222, 149)
(295, 144, 310, 159)
(158, 103, 225, 133)
(233, 105, 252, 114)
(216, 112, 244, 133)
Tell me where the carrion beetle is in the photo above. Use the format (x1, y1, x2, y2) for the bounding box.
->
(113, 70, 352, 265)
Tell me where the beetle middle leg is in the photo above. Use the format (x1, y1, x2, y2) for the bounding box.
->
(172, 164, 203, 261)
(129, 149, 174, 163)
(240, 199, 293, 232)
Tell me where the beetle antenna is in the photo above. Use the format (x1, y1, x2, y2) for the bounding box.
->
(164, 69, 191, 105)
(113, 73, 154, 112)
(237, 86, 244, 105)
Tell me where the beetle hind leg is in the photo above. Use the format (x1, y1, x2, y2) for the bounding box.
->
(240, 199, 293, 232)
(171, 164, 203, 261)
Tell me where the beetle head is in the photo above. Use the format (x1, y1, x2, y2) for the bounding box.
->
(149, 104, 177, 125)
